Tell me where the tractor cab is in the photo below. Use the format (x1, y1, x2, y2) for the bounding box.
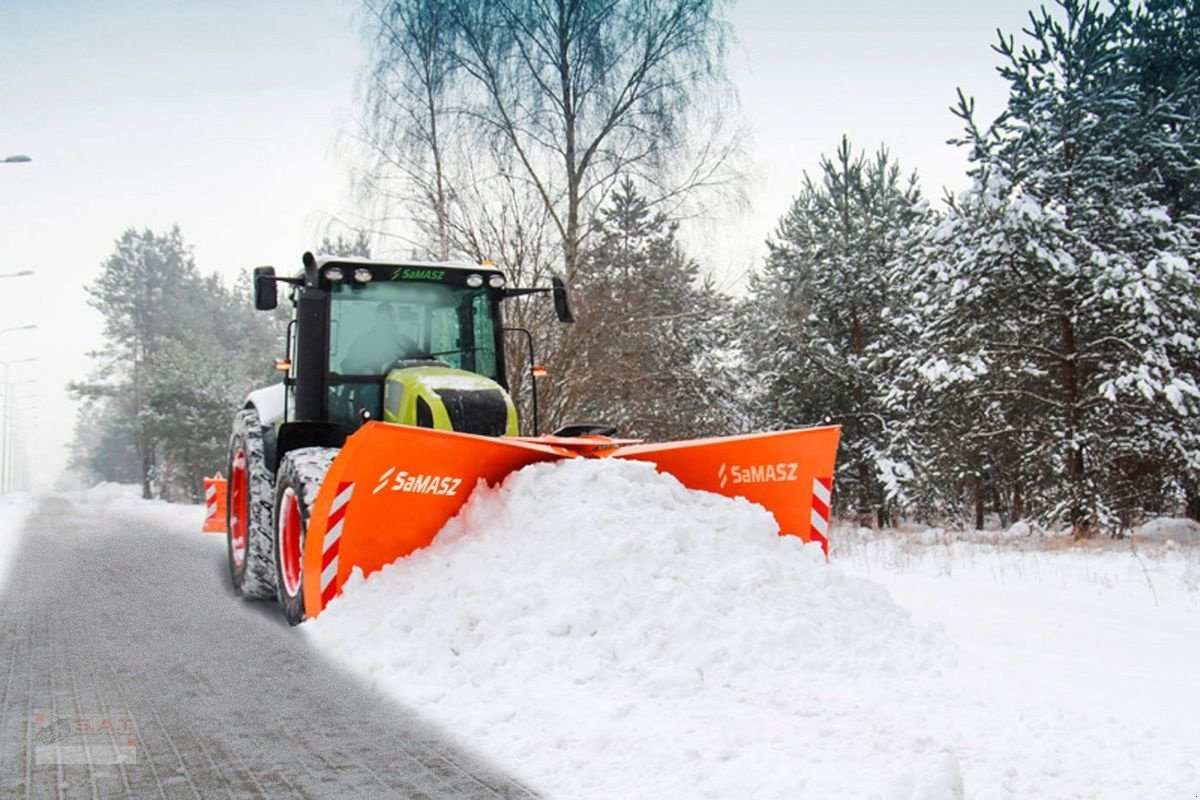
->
(252, 252, 571, 461)
(322, 260, 512, 432)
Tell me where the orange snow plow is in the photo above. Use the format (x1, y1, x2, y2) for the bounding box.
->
(301, 422, 839, 619)
(220, 253, 842, 625)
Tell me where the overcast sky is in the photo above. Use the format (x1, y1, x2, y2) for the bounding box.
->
(0, 0, 1037, 490)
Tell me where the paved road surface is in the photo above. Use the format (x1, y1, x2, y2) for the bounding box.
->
(0, 495, 539, 799)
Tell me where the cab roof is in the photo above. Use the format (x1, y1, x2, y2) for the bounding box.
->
(314, 254, 503, 274)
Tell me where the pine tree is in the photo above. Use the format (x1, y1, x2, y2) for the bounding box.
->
(71, 228, 283, 499)
(563, 178, 740, 440)
(908, 0, 1200, 535)
(745, 138, 931, 525)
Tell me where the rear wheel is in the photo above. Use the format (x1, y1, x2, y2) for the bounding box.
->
(226, 409, 276, 599)
(273, 447, 338, 625)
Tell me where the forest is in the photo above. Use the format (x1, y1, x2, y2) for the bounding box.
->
(70, 0, 1199, 538)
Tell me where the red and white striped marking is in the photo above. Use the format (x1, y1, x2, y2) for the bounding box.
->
(204, 483, 218, 523)
(809, 476, 832, 553)
(321, 482, 355, 606)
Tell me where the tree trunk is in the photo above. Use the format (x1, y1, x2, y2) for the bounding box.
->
(974, 474, 985, 531)
(1060, 314, 1090, 538)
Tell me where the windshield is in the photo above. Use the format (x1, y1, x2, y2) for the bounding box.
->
(329, 279, 500, 381)
(324, 278, 501, 429)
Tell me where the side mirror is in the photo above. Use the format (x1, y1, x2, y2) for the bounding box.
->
(551, 276, 574, 324)
(254, 266, 278, 311)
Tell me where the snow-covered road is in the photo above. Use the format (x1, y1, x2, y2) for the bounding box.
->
(0, 491, 537, 799)
(2, 478, 1197, 799)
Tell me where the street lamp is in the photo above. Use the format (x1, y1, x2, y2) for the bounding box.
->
(1, 155, 31, 164)
(0, 271, 33, 279)
(4, 379, 38, 481)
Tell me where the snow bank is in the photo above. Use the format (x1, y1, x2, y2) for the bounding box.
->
(834, 523, 1200, 608)
(64, 483, 205, 536)
(1136, 516, 1200, 543)
(0, 492, 36, 594)
(306, 459, 947, 798)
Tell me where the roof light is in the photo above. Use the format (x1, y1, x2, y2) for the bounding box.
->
(324, 267, 345, 282)
(354, 268, 373, 283)
(466, 273, 484, 288)
(488, 274, 506, 288)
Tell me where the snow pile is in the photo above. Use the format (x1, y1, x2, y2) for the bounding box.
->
(1136, 516, 1200, 543)
(307, 459, 948, 798)
(0, 492, 36, 594)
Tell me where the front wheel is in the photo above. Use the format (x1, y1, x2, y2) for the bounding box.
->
(273, 447, 338, 625)
(227, 409, 276, 599)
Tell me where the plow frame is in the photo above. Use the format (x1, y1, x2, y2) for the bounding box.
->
(300, 423, 840, 619)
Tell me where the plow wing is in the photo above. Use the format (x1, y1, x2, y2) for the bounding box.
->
(302, 422, 840, 619)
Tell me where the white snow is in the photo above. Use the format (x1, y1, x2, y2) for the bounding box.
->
(2, 486, 204, 596)
(0, 492, 36, 594)
(309, 459, 952, 798)
(29, 475, 1197, 797)
(305, 461, 1200, 798)
(1136, 516, 1200, 543)
(245, 383, 286, 425)
(64, 483, 205, 536)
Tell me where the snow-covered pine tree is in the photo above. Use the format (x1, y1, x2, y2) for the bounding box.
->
(907, 0, 1200, 536)
(71, 228, 284, 499)
(565, 178, 741, 440)
(744, 138, 931, 526)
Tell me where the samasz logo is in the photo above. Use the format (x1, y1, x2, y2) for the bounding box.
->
(718, 462, 799, 488)
(373, 467, 462, 497)
(391, 267, 446, 282)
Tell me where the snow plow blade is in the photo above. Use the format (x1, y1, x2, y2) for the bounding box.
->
(302, 422, 840, 619)
(611, 427, 841, 548)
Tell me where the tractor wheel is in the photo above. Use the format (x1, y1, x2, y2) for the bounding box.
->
(226, 409, 277, 599)
(273, 447, 338, 626)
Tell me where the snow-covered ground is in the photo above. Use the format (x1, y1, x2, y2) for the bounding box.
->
(0, 492, 36, 593)
(306, 460, 1200, 799)
(8, 477, 1196, 797)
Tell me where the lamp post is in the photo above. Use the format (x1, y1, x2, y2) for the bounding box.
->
(5, 395, 38, 493)
(2, 379, 37, 493)
(0, 360, 36, 494)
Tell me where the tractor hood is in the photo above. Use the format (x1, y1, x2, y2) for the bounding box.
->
(382, 364, 519, 438)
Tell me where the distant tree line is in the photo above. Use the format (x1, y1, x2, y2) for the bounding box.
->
(72, 0, 1199, 537)
(68, 230, 363, 500)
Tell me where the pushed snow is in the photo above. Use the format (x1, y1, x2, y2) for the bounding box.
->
(306, 459, 946, 797)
